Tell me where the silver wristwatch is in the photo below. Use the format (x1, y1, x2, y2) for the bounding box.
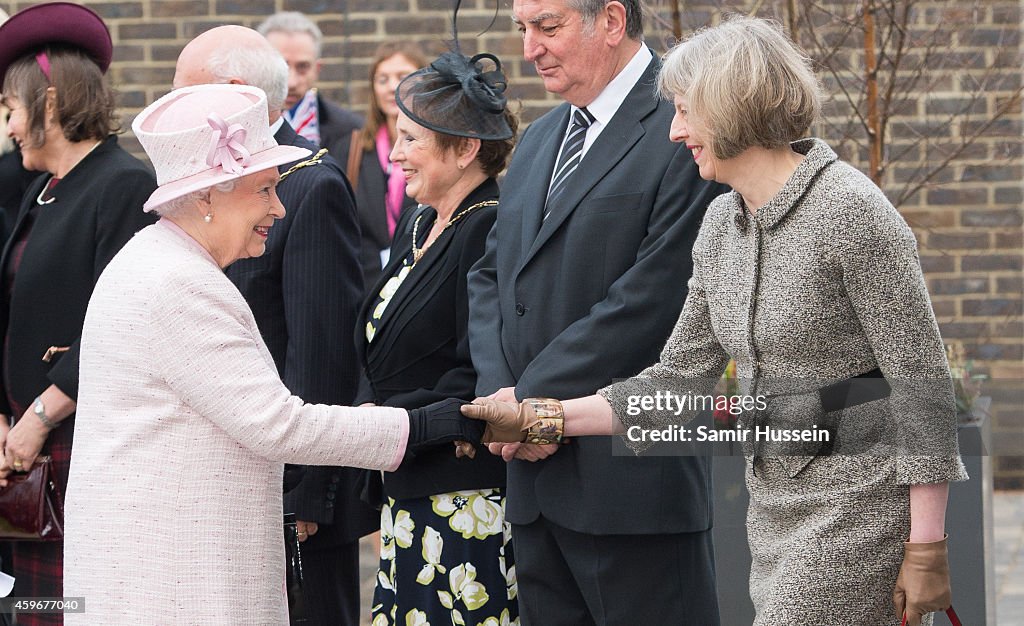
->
(33, 396, 57, 430)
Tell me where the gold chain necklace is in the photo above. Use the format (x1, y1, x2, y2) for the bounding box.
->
(278, 148, 328, 182)
(412, 199, 498, 264)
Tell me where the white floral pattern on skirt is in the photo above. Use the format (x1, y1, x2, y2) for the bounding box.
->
(372, 489, 519, 626)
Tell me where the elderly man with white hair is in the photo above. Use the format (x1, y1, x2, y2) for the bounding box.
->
(173, 25, 374, 626)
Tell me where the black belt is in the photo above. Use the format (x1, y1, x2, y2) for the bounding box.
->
(819, 368, 890, 413)
(815, 368, 890, 457)
(750, 369, 891, 473)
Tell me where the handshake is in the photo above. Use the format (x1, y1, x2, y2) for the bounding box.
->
(406, 397, 564, 459)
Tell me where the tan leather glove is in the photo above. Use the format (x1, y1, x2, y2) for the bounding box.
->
(460, 398, 540, 444)
(893, 535, 951, 626)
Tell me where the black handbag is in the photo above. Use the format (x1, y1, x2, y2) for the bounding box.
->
(0, 456, 63, 541)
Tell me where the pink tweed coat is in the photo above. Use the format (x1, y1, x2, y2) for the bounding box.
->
(64, 220, 409, 624)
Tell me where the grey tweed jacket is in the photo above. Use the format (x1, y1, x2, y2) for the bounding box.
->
(600, 138, 966, 624)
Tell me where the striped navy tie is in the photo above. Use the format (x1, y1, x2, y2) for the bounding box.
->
(545, 107, 595, 214)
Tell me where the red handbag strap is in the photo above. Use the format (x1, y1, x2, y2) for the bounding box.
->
(900, 607, 962, 626)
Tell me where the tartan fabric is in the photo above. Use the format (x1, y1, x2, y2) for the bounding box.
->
(10, 542, 63, 625)
(8, 417, 72, 626)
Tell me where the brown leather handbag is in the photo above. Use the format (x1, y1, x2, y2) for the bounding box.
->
(0, 456, 64, 540)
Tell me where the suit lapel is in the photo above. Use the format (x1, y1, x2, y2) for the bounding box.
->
(520, 58, 660, 270)
(365, 179, 499, 365)
(365, 211, 454, 367)
(519, 107, 569, 261)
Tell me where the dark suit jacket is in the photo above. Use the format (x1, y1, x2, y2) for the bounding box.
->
(355, 178, 505, 500)
(333, 127, 418, 290)
(468, 57, 729, 535)
(225, 122, 378, 547)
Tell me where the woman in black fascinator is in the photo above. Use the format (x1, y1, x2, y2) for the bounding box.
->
(355, 2, 520, 624)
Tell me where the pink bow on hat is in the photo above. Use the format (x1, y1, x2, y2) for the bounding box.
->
(206, 113, 251, 174)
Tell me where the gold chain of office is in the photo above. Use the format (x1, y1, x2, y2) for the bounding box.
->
(278, 148, 329, 182)
(412, 200, 499, 265)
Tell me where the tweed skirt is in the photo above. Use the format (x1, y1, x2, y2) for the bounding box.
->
(745, 455, 933, 626)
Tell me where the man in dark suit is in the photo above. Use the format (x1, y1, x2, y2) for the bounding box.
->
(174, 26, 376, 626)
(257, 11, 363, 159)
(467, 1, 728, 624)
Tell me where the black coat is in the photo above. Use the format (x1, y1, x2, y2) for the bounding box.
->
(0, 136, 155, 505)
(226, 122, 378, 546)
(0, 136, 156, 415)
(356, 178, 505, 500)
(468, 57, 730, 535)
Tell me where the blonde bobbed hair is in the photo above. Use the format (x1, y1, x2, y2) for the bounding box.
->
(657, 15, 822, 160)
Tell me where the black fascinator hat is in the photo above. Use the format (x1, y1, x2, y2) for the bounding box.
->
(395, 1, 513, 141)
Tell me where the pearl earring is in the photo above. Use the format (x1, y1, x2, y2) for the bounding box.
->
(204, 213, 213, 223)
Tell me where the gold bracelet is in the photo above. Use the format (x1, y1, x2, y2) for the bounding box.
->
(522, 398, 564, 445)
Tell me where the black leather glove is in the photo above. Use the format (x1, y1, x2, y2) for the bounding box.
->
(407, 398, 483, 456)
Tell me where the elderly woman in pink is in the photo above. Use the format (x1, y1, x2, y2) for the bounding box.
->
(63, 84, 492, 624)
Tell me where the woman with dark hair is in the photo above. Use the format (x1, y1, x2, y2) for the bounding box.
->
(357, 48, 519, 626)
(0, 2, 157, 618)
(336, 42, 427, 289)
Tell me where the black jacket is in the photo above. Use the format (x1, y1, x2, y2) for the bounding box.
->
(0, 136, 155, 498)
(356, 178, 505, 500)
(0, 136, 156, 414)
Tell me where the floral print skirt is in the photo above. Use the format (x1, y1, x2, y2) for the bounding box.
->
(372, 489, 519, 626)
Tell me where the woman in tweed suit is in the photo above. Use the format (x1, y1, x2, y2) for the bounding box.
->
(465, 16, 966, 626)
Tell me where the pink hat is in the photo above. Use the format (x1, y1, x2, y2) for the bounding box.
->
(132, 84, 311, 213)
